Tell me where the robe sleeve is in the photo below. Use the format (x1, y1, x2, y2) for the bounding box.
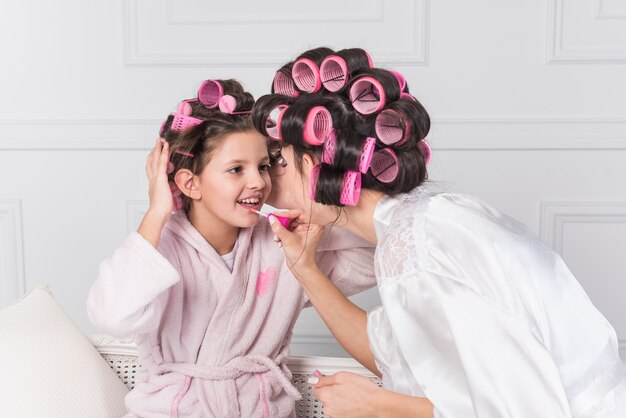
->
(315, 226, 376, 298)
(381, 272, 573, 418)
(86, 232, 180, 337)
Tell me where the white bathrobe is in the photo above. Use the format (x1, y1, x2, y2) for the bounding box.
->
(368, 186, 626, 418)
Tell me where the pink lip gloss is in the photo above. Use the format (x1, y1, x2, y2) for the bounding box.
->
(251, 209, 291, 228)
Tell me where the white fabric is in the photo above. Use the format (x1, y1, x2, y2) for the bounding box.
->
(367, 186, 626, 417)
(0, 284, 129, 418)
(220, 240, 238, 272)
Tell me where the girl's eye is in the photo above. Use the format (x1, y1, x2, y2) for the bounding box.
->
(260, 164, 271, 172)
(228, 166, 242, 174)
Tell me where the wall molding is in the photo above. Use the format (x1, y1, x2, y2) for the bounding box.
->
(165, 0, 384, 25)
(123, 0, 428, 66)
(0, 200, 26, 308)
(2, 117, 626, 151)
(539, 201, 626, 254)
(595, 0, 626, 20)
(547, 0, 626, 63)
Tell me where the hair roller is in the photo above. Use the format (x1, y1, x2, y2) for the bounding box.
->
(374, 98, 431, 146)
(418, 140, 432, 166)
(304, 106, 333, 145)
(359, 137, 376, 173)
(370, 148, 399, 184)
(272, 62, 299, 98)
(322, 129, 337, 164)
(197, 79, 244, 108)
(291, 47, 335, 94)
(252, 94, 295, 140)
(170, 113, 204, 132)
(389, 70, 408, 92)
(309, 164, 362, 206)
(218, 92, 254, 114)
(177, 99, 197, 116)
(348, 69, 401, 115)
(320, 48, 374, 92)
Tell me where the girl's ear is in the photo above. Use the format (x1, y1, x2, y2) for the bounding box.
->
(174, 169, 201, 200)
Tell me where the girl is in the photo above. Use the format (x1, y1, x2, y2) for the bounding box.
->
(254, 47, 626, 417)
(86, 79, 376, 418)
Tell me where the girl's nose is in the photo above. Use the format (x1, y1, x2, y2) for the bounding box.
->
(248, 170, 266, 190)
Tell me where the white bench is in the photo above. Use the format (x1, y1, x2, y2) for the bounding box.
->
(91, 335, 381, 418)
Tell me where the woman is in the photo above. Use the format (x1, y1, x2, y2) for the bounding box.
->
(252, 47, 626, 417)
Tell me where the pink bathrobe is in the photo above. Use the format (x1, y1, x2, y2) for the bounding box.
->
(87, 213, 375, 418)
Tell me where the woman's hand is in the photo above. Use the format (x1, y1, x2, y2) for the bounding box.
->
(312, 372, 434, 418)
(138, 138, 173, 248)
(312, 372, 385, 418)
(268, 210, 324, 279)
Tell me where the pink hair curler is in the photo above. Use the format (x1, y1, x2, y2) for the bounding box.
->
(176, 99, 196, 116)
(218, 95, 251, 115)
(389, 70, 407, 92)
(340, 170, 362, 206)
(321, 129, 336, 164)
(309, 164, 321, 200)
(273, 72, 299, 98)
(370, 148, 399, 183)
(418, 140, 432, 166)
(375, 109, 409, 146)
(265, 105, 288, 141)
(292, 58, 322, 93)
(359, 137, 376, 173)
(170, 113, 203, 132)
(349, 76, 386, 115)
(197, 80, 224, 108)
(400, 92, 417, 102)
(304, 106, 332, 145)
(320, 55, 348, 92)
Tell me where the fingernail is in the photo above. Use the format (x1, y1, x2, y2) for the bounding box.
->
(273, 234, 278, 241)
(307, 376, 319, 385)
(313, 369, 322, 377)
(268, 215, 277, 225)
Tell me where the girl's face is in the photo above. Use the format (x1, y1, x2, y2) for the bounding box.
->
(193, 130, 271, 229)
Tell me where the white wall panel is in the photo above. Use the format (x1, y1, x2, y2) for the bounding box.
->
(0, 201, 25, 309)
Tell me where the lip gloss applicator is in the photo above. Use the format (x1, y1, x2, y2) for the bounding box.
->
(251, 209, 292, 228)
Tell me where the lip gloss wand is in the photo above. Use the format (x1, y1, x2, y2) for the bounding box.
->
(250, 209, 292, 228)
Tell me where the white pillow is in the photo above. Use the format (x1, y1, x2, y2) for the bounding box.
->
(0, 284, 129, 418)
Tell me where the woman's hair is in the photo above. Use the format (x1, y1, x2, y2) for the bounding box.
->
(159, 79, 259, 214)
(252, 48, 431, 207)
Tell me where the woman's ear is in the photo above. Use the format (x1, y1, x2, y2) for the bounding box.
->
(302, 153, 316, 178)
(174, 169, 201, 200)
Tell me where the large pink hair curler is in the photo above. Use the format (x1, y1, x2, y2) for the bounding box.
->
(304, 106, 332, 145)
(170, 113, 203, 132)
(349, 76, 386, 115)
(370, 148, 399, 183)
(375, 109, 410, 146)
(340, 170, 362, 206)
(292, 58, 322, 94)
(320, 55, 348, 92)
(418, 140, 432, 166)
(273, 71, 299, 98)
(389, 70, 407, 92)
(321, 129, 337, 164)
(176, 99, 197, 116)
(218, 95, 251, 115)
(265, 105, 289, 141)
(197, 80, 224, 108)
(359, 137, 376, 173)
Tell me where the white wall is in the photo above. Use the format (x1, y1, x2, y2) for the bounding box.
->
(1, 0, 625, 357)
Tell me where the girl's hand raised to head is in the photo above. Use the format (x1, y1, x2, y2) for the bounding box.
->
(138, 138, 174, 248)
(268, 210, 324, 280)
